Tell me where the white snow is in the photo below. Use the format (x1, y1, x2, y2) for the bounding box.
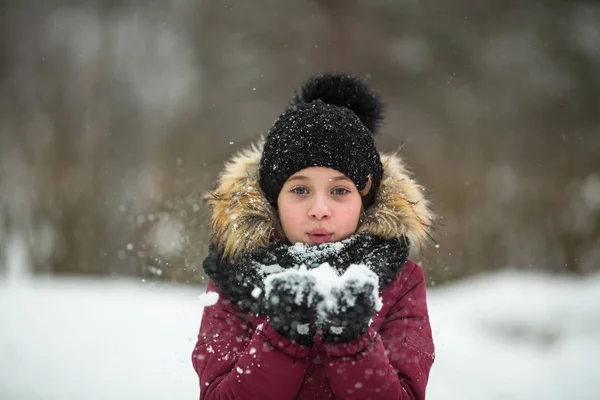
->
(310, 262, 382, 319)
(257, 264, 284, 277)
(0, 277, 201, 399)
(251, 287, 262, 298)
(329, 326, 344, 335)
(1, 270, 599, 399)
(296, 323, 310, 335)
(263, 263, 381, 321)
(198, 291, 219, 307)
(287, 240, 345, 263)
(427, 270, 600, 400)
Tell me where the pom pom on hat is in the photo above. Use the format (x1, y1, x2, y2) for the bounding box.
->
(294, 73, 384, 134)
(259, 73, 384, 209)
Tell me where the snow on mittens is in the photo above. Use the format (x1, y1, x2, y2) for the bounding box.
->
(264, 263, 382, 340)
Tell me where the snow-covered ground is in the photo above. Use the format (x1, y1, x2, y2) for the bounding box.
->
(1, 270, 599, 400)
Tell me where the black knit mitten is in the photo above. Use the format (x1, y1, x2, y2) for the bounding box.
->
(264, 272, 321, 346)
(320, 279, 377, 343)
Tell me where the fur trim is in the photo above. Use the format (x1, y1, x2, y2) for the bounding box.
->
(205, 138, 277, 260)
(358, 154, 435, 251)
(206, 140, 435, 259)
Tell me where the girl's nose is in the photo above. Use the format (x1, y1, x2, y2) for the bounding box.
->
(309, 196, 331, 220)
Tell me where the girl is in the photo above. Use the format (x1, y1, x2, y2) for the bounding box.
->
(192, 73, 435, 399)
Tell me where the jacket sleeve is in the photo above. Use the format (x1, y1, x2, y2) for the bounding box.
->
(191, 281, 312, 400)
(321, 262, 435, 400)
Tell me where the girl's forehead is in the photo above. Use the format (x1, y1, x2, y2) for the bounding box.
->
(287, 166, 349, 181)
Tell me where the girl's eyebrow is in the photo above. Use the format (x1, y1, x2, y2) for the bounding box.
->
(286, 175, 308, 182)
(330, 176, 351, 182)
(287, 175, 350, 182)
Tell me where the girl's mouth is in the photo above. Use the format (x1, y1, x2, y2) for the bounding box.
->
(308, 229, 333, 244)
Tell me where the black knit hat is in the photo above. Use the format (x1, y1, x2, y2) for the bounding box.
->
(259, 73, 384, 209)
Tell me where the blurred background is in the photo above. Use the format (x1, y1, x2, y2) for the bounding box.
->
(1, 0, 599, 286)
(1, 1, 599, 398)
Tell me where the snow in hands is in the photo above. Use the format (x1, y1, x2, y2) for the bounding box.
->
(264, 262, 382, 337)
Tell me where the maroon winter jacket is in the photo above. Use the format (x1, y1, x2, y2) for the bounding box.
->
(192, 259, 433, 400)
(192, 143, 436, 399)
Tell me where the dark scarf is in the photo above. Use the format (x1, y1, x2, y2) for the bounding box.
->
(202, 232, 410, 315)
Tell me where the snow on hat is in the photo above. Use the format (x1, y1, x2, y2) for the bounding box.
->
(259, 72, 384, 209)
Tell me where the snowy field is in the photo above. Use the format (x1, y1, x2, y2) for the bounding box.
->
(1, 271, 599, 400)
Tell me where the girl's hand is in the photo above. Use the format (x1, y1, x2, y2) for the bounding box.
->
(320, 279, 377, 343)
(264, 272, 321, 345)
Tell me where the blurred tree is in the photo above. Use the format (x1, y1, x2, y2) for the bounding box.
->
(1, 0, 598, 286)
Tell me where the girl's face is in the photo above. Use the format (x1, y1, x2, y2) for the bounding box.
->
(277, 167, 362, 245)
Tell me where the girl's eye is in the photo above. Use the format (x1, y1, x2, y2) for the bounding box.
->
(332, 187, 350, 195)
(291, 187, 308, 195)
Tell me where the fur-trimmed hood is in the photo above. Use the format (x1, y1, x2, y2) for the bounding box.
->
(206, 139, 435, 259)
